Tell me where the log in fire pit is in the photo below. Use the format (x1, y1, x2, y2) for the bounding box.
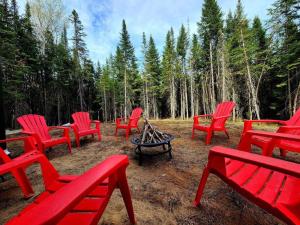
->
(131, 119, 174, 165)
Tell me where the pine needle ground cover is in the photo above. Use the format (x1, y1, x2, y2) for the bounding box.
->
(1, 120, 297, 225)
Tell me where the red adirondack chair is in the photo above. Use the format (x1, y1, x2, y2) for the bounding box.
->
(115, 107, 143, 140)
(6, 155, 136, 225)
(238, 108, 300, 157)
(71, 112, 101, 147)
(0, 136, 45, 198)
(192, 101, 235, 145)
(17, 114, 72, 154)
(194, 131, 300, 225)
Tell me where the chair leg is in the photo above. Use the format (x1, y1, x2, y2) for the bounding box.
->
(118, 169, 136, 224)
(75, 135, 80, 148)
(97, 130, 101, 141)
(224, 129, 230, 139)
(115, 127, 118, 137)
(67, 140, 72, 154)
(192, 127, 195, 139)
(125, 128, 130, 140)
(205, 130, 213, 145)
(280, 149, 287, 158)
(194, 166, 210, 206)
(12, 168, 34, 199)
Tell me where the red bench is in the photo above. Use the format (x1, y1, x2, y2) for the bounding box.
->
(5, 154, 136, 225)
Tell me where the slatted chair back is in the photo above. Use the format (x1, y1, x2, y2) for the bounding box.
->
(72, 112, 91, 131)
(129, 108, 143, 127)
(212, 101, 235, 128)
(17, 115, 51, 141)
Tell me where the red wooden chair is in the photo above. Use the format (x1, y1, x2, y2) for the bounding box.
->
(238, 108, 300, 157)
(71, 112, 101, 147)
(115, 107, 143, 140)
(0, 136, 46, 198)
(194, 131, 300, 225)
(17, 114, 72, 154)
(6, 155, 136, 225)
(192, 101, 235, 145)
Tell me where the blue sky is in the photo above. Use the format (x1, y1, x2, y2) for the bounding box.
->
(18, 0, 275, 64)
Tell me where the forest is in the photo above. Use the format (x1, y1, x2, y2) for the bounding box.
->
(0, 0, 299, 129)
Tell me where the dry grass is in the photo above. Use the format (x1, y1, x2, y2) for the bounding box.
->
(1, 120, 299, 225)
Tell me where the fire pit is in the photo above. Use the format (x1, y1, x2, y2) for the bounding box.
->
(131, 119, 174, 165)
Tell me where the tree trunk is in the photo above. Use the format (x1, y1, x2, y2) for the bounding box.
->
(288, 72, 292, 116)
(190, 71, 194, 117)
(124, 66, 127, 122)
(0, 60, 6, 149)
(240, 29, 260, 119)
(209, 40, 216, 110)
(221, 35, 226, 101)
(293, 81, 300, 114)
(57, 94, 61, 125)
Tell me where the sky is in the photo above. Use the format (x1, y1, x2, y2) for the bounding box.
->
(18, 0, 276, 64)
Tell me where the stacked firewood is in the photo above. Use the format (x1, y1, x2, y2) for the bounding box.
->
(139, 119, 170, 144)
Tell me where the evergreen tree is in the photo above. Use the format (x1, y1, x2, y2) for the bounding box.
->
(162, 28, 177, 118)
(118, 19, 140, 117)
(70, 9, 87, 110)
(145, 35, 161, 118)
(268, 0, 300, 116)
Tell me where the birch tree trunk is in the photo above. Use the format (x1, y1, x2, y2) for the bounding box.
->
(240, 29, 260, 119)
(221, 34, 227, 101)
(190, 71, 194, 117)
(124, 65, 127, 122)
(209, 40, 216, 110)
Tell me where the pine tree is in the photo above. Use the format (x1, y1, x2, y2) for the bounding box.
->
(268, 0, 300, 116)
(162, 28, 177, 119)
(177, 24, 189, 119)
(145, 35, 161, 118)
(118, 19, 140, 118)
(197, 0, 223, 111)
(70, 9, 87, 111)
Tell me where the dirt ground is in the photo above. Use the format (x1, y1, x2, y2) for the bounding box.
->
(1, 120, 299, 225)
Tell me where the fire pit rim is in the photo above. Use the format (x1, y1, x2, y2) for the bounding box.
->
(131, 133, 174, 147)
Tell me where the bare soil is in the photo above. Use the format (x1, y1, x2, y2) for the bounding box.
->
(1, 120, 298, 225)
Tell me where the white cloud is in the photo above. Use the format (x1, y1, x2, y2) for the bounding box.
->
(17, 0, 275, 65)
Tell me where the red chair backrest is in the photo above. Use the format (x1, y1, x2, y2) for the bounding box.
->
(129, 108, 143, 127)
(72, 112, 91, 131)
(212, 101, 235, 128)
(286, 108, 300, 126)
(17, 115, 51, 141)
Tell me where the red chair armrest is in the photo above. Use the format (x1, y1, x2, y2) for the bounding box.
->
(48, 126, 69, 131)
(214, 115, 231, 120)
(244, 119, 287, 125)
(197, 114, 212, 118)
(116, 117, 125, 125)
(48, 126, 70, 139)
(194, 114, 212, 125)
(0, 136, 30, 144)
(7, 155, 130, 225)
(0, 151, 44, 174)
(209, 146, 300, 178)
(277, 125, 300, 133)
